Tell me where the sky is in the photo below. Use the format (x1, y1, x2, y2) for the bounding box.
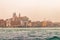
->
(0, 0, 60, 22)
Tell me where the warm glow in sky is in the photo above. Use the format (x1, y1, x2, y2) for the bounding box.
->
(0, 0, 60, 22)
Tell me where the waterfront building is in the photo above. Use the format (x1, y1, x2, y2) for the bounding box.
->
(27, 20, 32, 27)
(6, 13, 30, 27)
(11, 13, 21, 27)
(41, 21, 47, 27)
(6, 19, 11, 27)
(31, 21, 41, 27)
(46, 21, 53, 27)
(0, 19, 6, 27)
(20, 16, 29, 27)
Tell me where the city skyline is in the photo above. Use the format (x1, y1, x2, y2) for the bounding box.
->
(0, 13, 59, 27)
(0, 0, 60, 22)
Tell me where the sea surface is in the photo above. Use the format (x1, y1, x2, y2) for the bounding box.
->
(0, 27, 60, 40)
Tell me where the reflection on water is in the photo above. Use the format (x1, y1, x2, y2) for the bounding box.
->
(0, 28, 60, 40)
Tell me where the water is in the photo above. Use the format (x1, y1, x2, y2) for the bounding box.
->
(0, 27, 60, 40)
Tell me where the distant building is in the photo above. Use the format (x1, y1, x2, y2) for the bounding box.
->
(6, 13, 30, 27)
(47, 21, 53, 27)
(31, 21, 41, 27)
(27, 20, 32, 27)
(6, 13, 21, 27)
(6, 19, 11, 27)
(41, 21, 47, 27)
(0, 19, 6, 27)
(20, 16, 29, 27)
(53, 22, 60, 27)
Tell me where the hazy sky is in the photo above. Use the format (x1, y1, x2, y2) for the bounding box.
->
(0, 0, 60, 22)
